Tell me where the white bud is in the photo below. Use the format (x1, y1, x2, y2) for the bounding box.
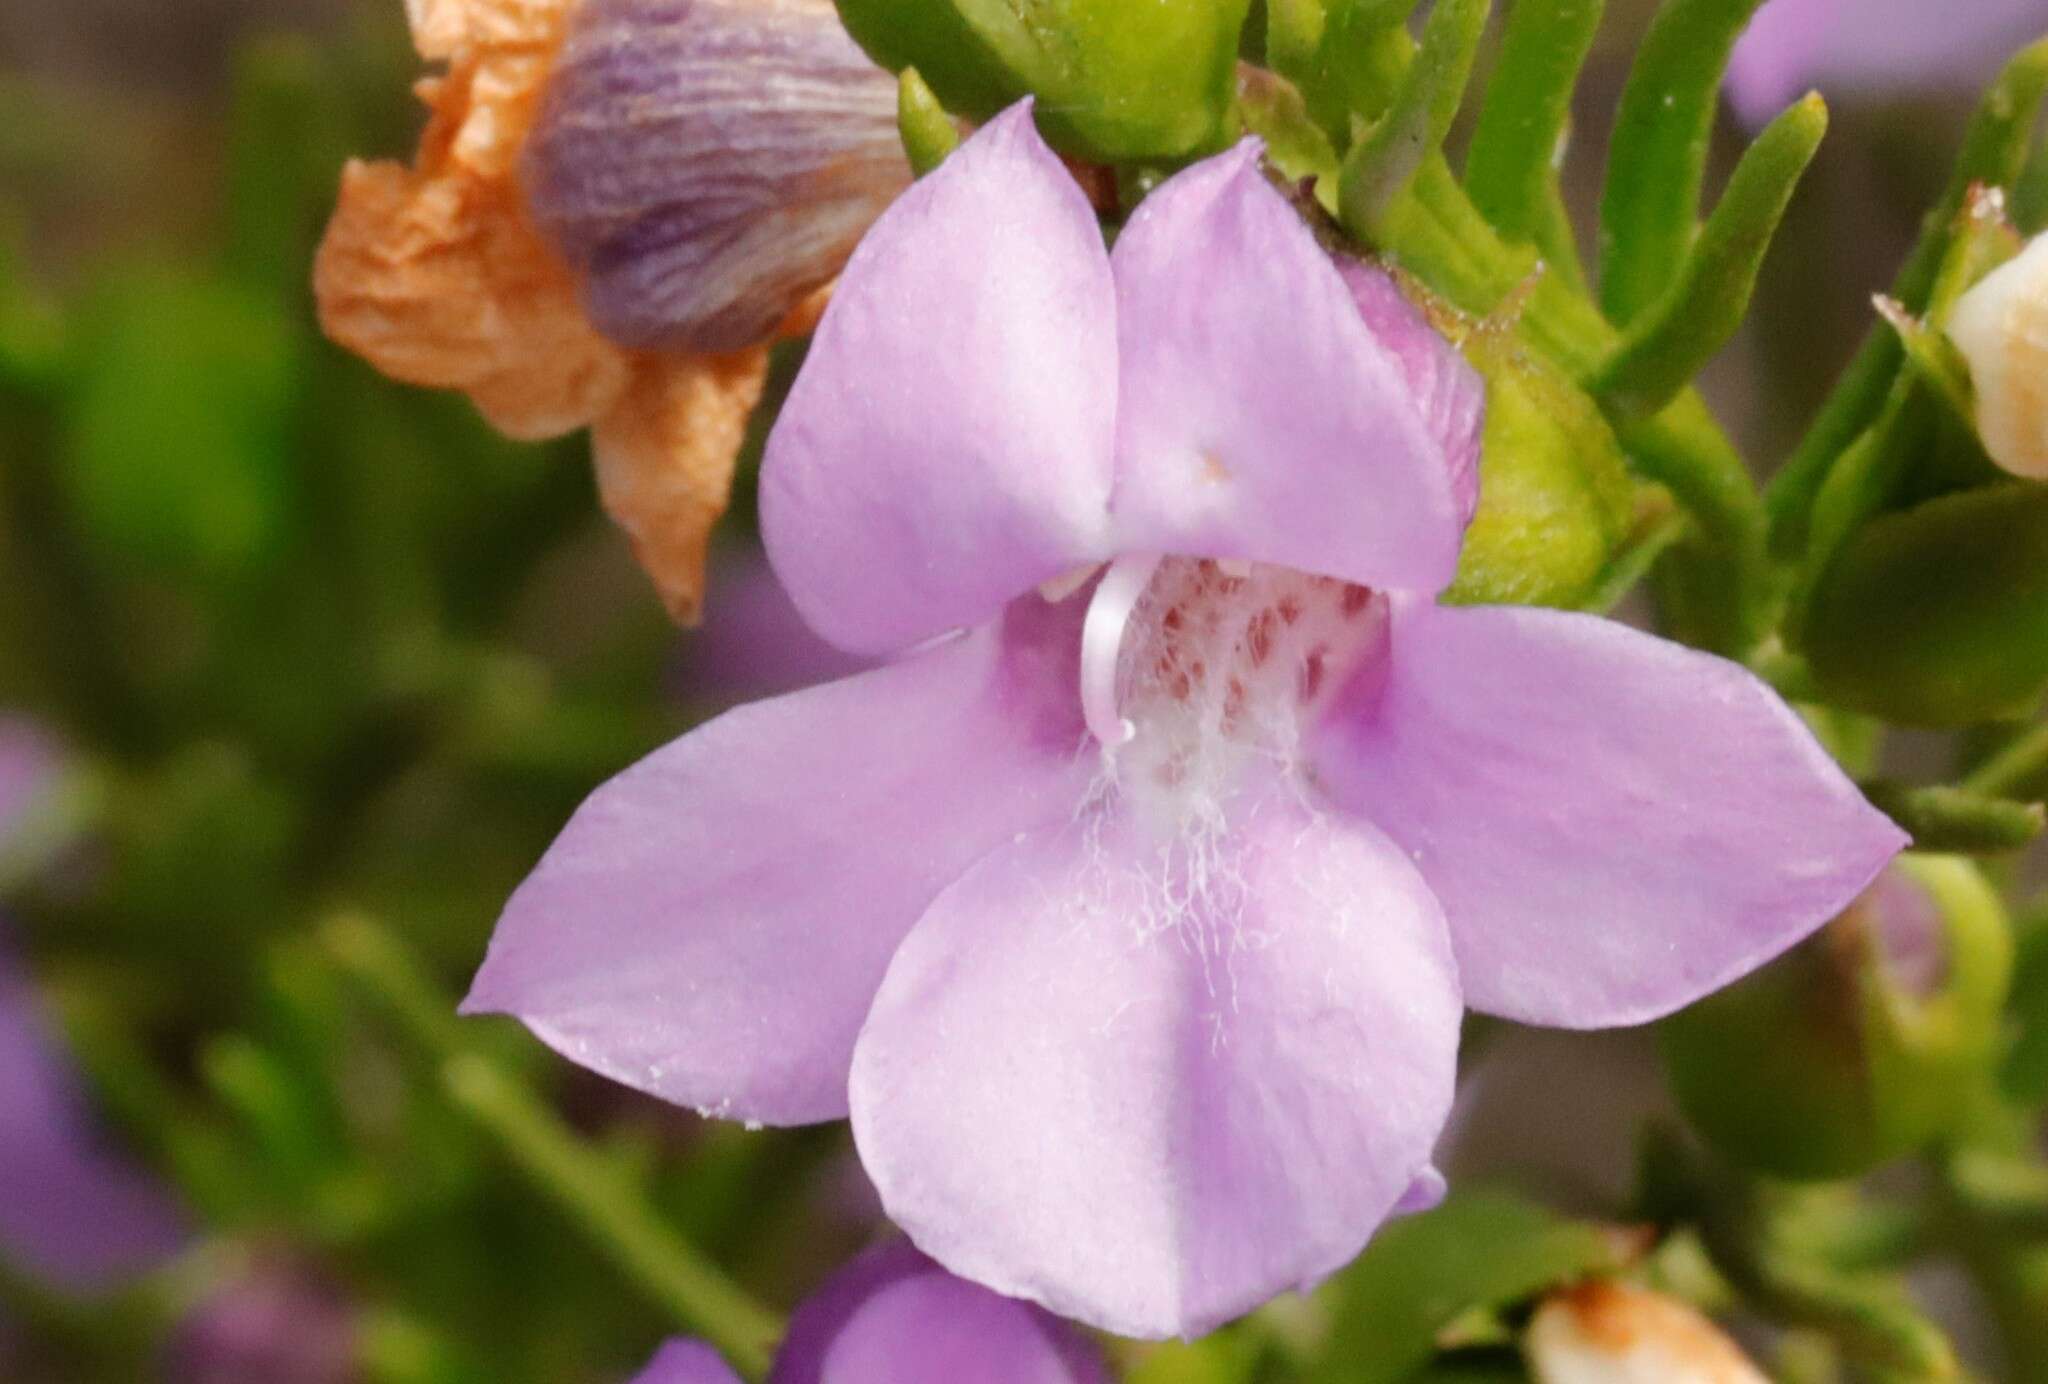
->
(1525, 1282, 1768, 1384)
(1946, 230, 2048, 479)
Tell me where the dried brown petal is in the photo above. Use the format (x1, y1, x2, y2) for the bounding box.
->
(314, 153, 631, 440)
(591, 350, 771, 623)
(406, 0, 575, 61)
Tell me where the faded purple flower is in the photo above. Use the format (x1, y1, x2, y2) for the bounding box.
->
(629, 1241, 1106, 1384)
(526, 0, 909, 352)
(1728, 0, 2048, 127)
(162, 1260, 359, 1384)
(468, 104, 1902, 1336)
(676, 544, 875, 703)
(0, 719, 59, 844)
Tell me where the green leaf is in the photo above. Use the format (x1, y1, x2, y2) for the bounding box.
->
(1803, 484, 2048, 725)
(1311, 1192, 1627, 1384)
(1594, 94, 1827, 420)
(1337, 0, 1490, 242)
(835, 0, 1252, 160)
(1465, 0, 1604, 283)
(61, 271, 300, 583)
(1596, 0, 1767, 324)
(1857, 781, 2043, 855)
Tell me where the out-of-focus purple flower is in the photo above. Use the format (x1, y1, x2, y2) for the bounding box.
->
(1728, 0, 2047, 127)
(0, 719, 59, 843)
(0, 718, 184, 1292)
(0, 940, 186, 1292)
(526, 0, 909, 353)
(629, 1242, 1106, 1384)
(468, 104, 1901, 1337)
(676, 544, 875, 703)
(162, 1261, 358, 1384)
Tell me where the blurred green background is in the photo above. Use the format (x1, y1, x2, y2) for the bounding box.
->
(0, 2, 2025, 1381)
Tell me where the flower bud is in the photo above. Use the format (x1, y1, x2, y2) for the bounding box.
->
(1525, 1281, 1767, 1384)
(524, 0, 909, 353)
(1448, 328, 1640, 609)
(833, 0, 1250, 161)
(1661, 856, 2011, 1180)
(1948, 226, 2048, 479)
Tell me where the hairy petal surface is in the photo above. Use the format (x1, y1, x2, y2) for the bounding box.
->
(1316, 600, 1907, 1028)
(1108, 144, 1465, 595)
(849, 790, 1460, 1338)
(466, 595, 1094, 1125)
(761, 103, 1117, 656)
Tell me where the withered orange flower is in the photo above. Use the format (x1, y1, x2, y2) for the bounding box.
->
(315, 0, 901, 622)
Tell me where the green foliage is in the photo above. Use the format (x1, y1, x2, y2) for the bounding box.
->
(1310, 1191, 1629, 1384)
(834, 0, 1252, 160)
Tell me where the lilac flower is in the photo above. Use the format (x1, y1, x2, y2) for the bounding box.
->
(161, 1260, 358, 1384)
(467, 104, 1903, 1336)
(0, 719, 185, 1293)
(629, 1241, 1106, 1384)
(675, 544, 875, 703)
(1728, 0, 2047, 127)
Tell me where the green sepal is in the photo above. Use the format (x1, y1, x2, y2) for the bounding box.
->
(896, 67, 960, 176)
(1802, 484, 2048, 725)
(1235, 66, 1340, 200)
(1266, 0, 1414, 147)
(1336, 0, 1488, 241)
(834, 0, 1252, 161)
(1444, 333, 1639, 608)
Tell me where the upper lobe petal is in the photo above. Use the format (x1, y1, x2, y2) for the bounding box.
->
(1108, 143, 1466, 596)
(1316, 600, 1906, 1028)
(761, 102, 1118, 656)
(848, 788, 1461, 1338)
(465, 593, 1097, 1125)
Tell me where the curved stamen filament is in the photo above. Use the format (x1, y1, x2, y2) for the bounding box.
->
(1080, 554, 1163, 748)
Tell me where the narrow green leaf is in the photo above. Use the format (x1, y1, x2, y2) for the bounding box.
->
(1857, 780, 2044, 855)
(896, 66, 959, 176)
(1311, 1191, 1629, 1384)
(1337, 0, 1490, 240)
(1596, 0, 1768, 324)
(1595, 94, 1827, 419)
(1873, 295, 1975, 428)
(1768, 37, 2048, 556)
(1465, 0, 1604, 252)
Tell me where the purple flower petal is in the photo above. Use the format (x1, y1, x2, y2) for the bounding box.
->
(465, 594, 1095, 1125)
(630, 1339, 743, 1384)
(848, 788, 1460, 1339)
(1106, 142, 1466, 597)
(1727, 0, 2048, 128)
(677, 544, 875, 703)
(0, 719, 60, 845)
(1335, 260, 1484, 528)
(762, 103, 1118, 656)
(0, 937, 185, 1292)
(773, 1241, 1105, 1384)
(1314, 599, 1906, 1028)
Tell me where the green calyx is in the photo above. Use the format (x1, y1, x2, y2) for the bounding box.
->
(1661, 855, 2012, 1182)
(1445, 332, 1639, 609)
(835, 0, 1251, 161)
